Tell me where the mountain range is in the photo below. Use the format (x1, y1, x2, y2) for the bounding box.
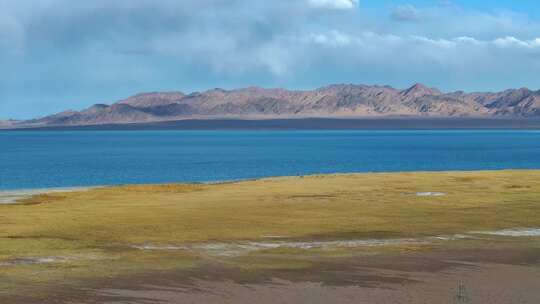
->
(4, 83, 540, 128)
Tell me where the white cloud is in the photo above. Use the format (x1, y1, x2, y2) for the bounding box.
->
(308, 0, 358, 10)
(308, 31, 352, 47)
(391, 4, 420, 22)
(453, 36, 480, 44)
(305, 30, 540, 51)
(298, 30, 540, 72)
(493, 36, 540, 48)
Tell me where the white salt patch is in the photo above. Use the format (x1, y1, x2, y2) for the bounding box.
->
(416, 192, 446, 197)
(430, 234, 474, 241)
(257, 238, 429, 250)
(0, 256, 67, 267)
(131, 245, 188, 251)
(261, 235, 289, 239)
(132, 234, 472, 257)
(471, 228, 540, 237)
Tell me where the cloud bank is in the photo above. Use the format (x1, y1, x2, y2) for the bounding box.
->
(0, 0, 539, 118)
(308, 0, 359, 10)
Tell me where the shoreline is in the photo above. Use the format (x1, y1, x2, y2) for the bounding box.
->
(0, 186, 99, 204)
(2, 168, 539, 196)
(3, 117, 540, 131)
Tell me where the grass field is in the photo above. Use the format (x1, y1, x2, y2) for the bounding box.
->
(1, 170, 540, 299)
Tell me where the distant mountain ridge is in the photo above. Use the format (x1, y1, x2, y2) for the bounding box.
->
(10, 83, 540, 127)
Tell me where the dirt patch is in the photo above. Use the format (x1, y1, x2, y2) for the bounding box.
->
(6, 246, 540, 304)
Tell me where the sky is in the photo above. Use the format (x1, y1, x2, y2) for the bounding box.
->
(1, 0, 540, 119)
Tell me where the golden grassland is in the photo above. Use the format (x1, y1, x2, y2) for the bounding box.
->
(1, 170, 540, 296)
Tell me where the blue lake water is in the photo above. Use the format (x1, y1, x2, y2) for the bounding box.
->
(1, 130, 540, 190)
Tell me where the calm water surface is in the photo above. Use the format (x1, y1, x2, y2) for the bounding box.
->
(1, 130, 540, 190)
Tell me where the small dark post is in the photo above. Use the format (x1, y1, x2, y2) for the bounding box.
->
(455, 281, 470, 304)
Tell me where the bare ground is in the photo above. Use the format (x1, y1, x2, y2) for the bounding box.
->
(6, 246, 540, 304)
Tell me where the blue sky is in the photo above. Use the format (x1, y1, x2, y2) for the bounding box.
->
(1, 0, 540, 119)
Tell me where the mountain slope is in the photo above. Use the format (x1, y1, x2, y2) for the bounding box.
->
(118, 92, 185, 108)
(13, 84, 540, 127)
(28, 104, 159, 125)
(0, 119, 19, 127)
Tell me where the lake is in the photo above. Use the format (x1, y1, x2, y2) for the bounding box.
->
(1, 130, 540, 190)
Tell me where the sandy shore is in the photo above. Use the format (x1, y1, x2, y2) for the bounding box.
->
(0, 187, 97, 204)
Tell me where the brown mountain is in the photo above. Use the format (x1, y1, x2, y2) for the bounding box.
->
(11, 84, 540, 127)
(26, 104, 157, 125)
(0, 119, 19, 127)
(118, 91, 185, 108)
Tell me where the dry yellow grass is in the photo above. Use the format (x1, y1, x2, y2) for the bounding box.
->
(1, 170, 540, 296)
